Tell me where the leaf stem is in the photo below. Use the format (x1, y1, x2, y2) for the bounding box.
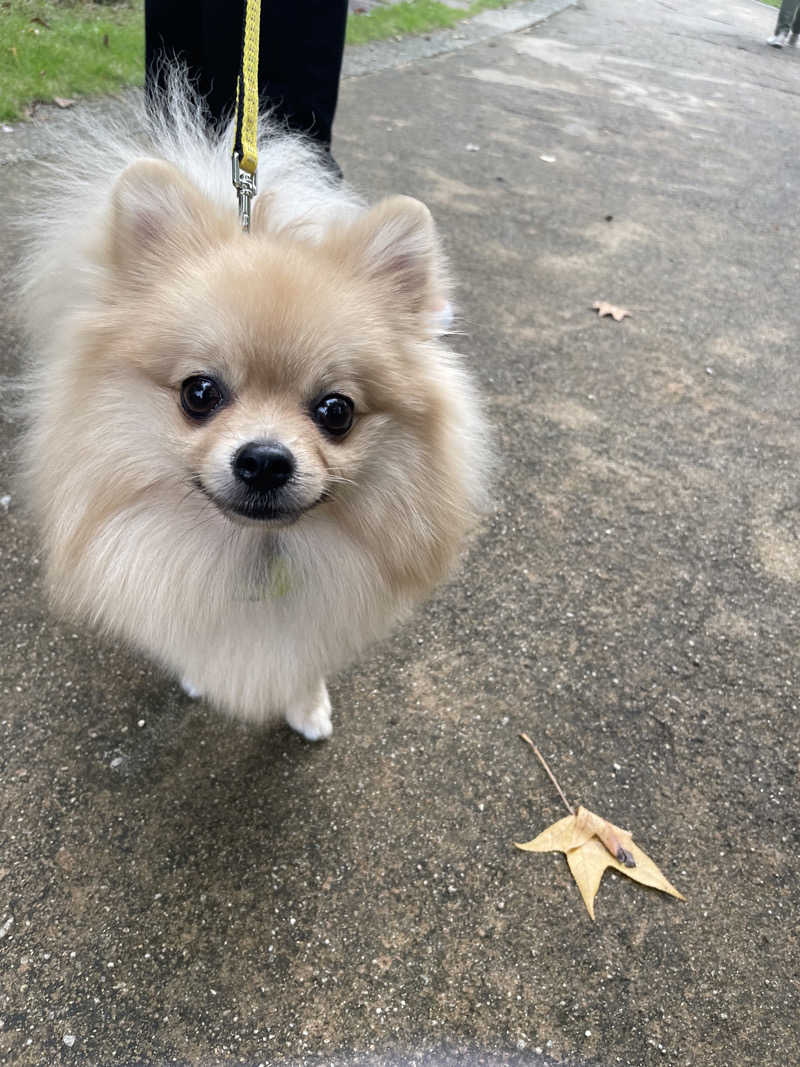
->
(519, 734, 574, 814)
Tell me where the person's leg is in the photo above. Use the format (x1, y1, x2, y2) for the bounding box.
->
(790, 0, 800, 35)
(772, 0, 798, 34)
(145, 0, 349, 150)
(197, 1, 249, 128)
(256, 0, 349, 150)
(145, 0, 210, 109)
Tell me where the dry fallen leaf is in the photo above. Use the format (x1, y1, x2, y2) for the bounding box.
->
(53, 97, 76, 109)
(514, 736, 684, 919)
(516, 805, 684, 919)
(592, 301, 630, 322)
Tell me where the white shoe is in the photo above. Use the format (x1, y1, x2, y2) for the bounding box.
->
(767, 30, 789, 47)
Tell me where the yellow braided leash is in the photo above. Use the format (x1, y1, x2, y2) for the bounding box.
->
(232, 0, 261, 232)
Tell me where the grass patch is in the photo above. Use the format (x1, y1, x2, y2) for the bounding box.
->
(0, 0, 517, 123)
(0, 0, 144, 123)
(345, 0, 513, 46)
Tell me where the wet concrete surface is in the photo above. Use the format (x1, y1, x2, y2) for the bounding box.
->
(1, 0, 799, 1064)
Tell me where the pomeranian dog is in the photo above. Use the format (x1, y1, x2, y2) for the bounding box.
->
(19, 85, 488, 740)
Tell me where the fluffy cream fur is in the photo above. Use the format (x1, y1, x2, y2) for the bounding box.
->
(19, 85, 488, 737)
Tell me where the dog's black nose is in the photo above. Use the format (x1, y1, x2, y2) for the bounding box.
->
(232, 441, 295, 491)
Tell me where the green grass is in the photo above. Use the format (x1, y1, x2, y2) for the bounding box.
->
(0, 0, 516, 123)
(345, 0, 513, 46)
(0, 0, 144, 123)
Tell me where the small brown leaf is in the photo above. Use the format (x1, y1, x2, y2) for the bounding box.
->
(30, 15, 50, 28)
(516, 737, 683, 918)
(592, 301, 630, 322)
(103, 33, 110, 48)
(53, 97, 77, 109)
(516, 807, 684, 919)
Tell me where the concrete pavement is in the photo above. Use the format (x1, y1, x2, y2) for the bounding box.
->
(1, 0, 799, 1064)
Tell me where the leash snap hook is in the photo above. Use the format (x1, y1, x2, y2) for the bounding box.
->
(232, 155, 257, 233)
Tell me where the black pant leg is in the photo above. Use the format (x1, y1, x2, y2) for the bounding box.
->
(144, 0, 215, 110)
(144, 0, 349, 148)
(257, 0, 349, 148)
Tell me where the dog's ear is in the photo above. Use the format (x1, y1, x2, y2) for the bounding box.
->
(327, 195, 448, 320)
(109, 159, 230, 279)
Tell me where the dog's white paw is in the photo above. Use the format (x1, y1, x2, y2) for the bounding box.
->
(285, 682, 333, 742)
(180, 677, 203, 700)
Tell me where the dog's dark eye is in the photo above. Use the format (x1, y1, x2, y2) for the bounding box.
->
(180, 376, 226, 420)
(312, 394, 354, 438)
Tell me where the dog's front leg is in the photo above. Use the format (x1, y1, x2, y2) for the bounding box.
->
(284, 679, 333, 741)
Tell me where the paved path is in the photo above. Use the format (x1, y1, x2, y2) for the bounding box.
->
(1, 1, 798, 1064)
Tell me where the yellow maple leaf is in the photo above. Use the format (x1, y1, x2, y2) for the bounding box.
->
(514, 737, 684, 919)
(516, 806, 684, 919)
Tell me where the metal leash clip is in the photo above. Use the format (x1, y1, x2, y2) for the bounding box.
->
(232, 155, 257, 233)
